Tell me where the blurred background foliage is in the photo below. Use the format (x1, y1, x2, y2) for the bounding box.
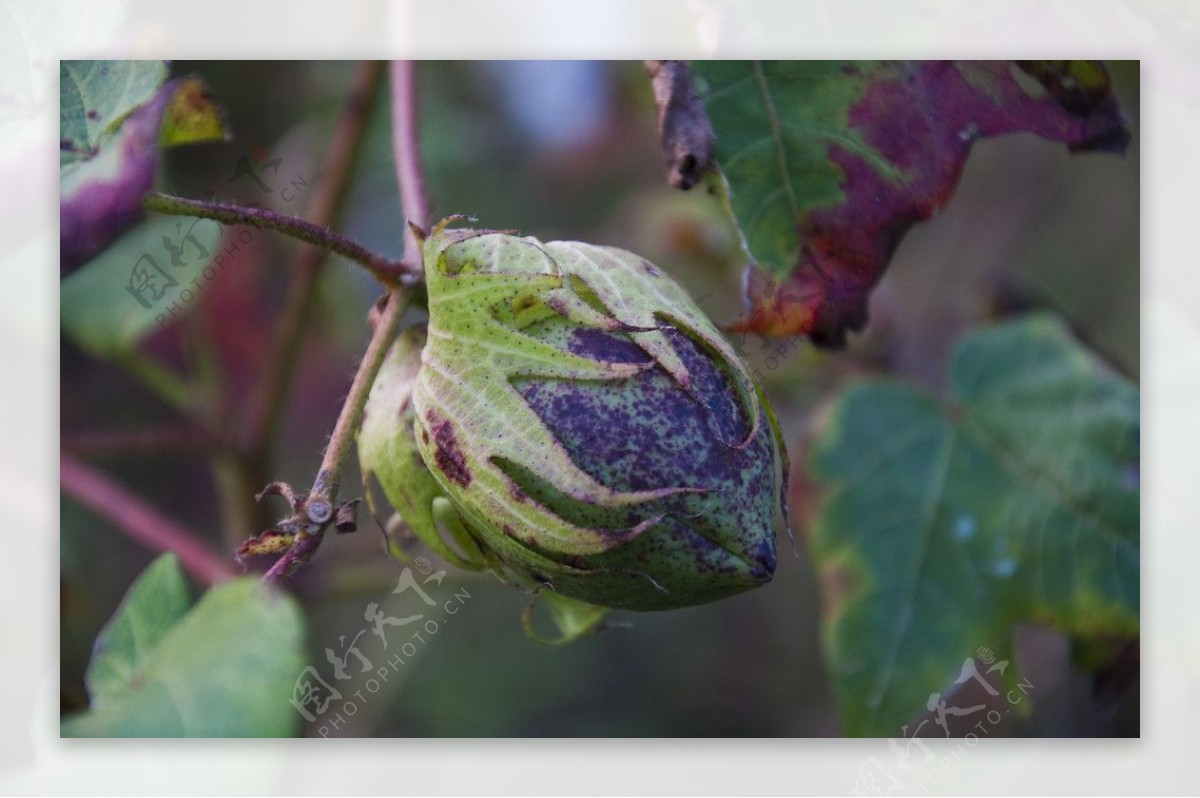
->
(61, 61, 1139, 736)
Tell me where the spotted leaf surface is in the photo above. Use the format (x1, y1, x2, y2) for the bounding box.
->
(60, 60, 168, 168)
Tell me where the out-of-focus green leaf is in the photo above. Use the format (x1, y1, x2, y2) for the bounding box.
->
(690, 61, 1129, 345)
(60, 212, 223, 357)
(60, 60, 167, 168)
(808, 314, 1139, 736)
(83, 553, 190, 705)
(63, 558, 306, 738)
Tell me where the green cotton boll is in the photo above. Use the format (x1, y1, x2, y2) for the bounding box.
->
(358, 325, 485, 571)
(400, 218, 789, 611)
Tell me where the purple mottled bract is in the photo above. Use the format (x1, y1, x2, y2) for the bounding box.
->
(508, 317, 782, 610)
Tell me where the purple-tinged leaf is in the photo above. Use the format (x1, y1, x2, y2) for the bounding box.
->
(692, 60, 1130, 345)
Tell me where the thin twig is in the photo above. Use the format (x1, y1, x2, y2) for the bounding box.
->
(243, 60, 386, 455)
(312, 291, 408, 507)
(142, 192, 420, 288)
(258, 60, 432, 583)
(259, 289, 408, 582)
(62, 425, 217, 457)
(60, 453, 234, 586)
(390, 60, 432, 246)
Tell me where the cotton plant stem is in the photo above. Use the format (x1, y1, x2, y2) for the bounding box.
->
(61, 453, 234, 586)
(243, 60, 385, 456)
(142, 192, 419, 288)
(259, 288, 408, 583)
(147, 65, 388, 551)
(259, 61, 432, 583)
(313, 291, 407, 506)
(390, 60, 432, 240)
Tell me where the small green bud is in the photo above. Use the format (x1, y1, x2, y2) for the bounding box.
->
(362, 219, 788, 611)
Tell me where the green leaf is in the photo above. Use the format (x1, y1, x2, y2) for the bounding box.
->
(60, 60, 168, 168)
(84, 553, 190, 705)
(691, 61, 1129, 345)
(808, 314, 1139, 736)
(63, 559, 306, 737)
(60, 212, 223, 357)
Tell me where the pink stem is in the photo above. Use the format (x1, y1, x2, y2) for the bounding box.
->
(61, 453, 235, 586)
(390, 60, 432, 256)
